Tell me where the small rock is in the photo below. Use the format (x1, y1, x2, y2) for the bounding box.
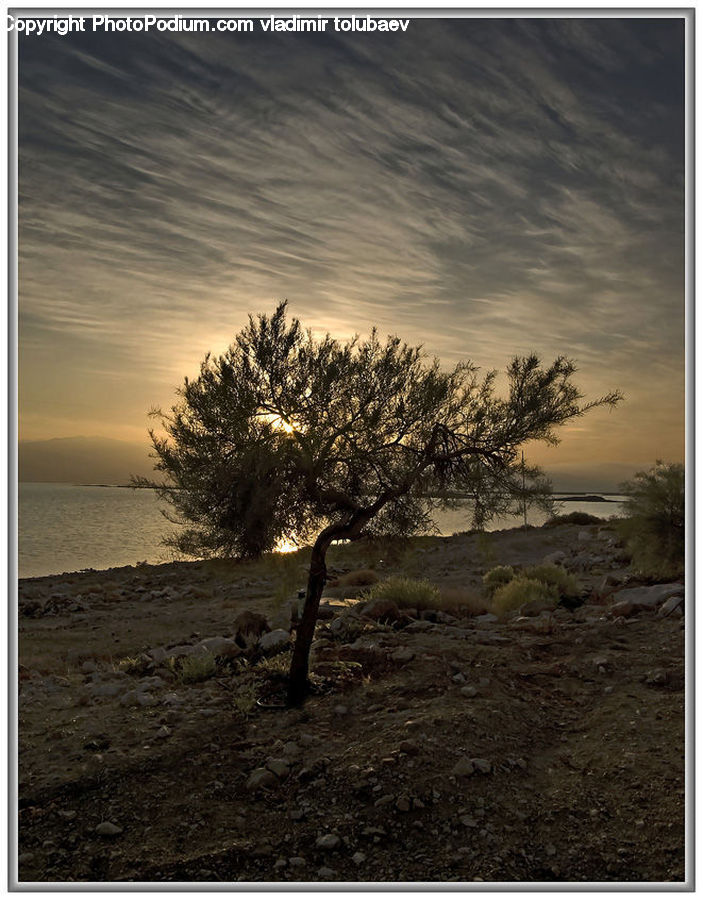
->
(361, 597, 401, 623)
(391, 648, 415, 664)
(452, 757, 476, 777)
(315, 834, 341, 850)
(259, 629, 290, 654)
(352, 851, 367, 865)
(474, 613, 498, 624)
(395, 795, 412, 812)
(95, 822, 123, 836)
(471, 758, 492, 774)
(543, 550, 566, 566)
(288, 856, 306, 868)
(460, 685, 478, 698)
(317, 866, 336, 879)
(266, 758, 291, 779)
(452, 672, 466, 684)
(659, 594, 684, 617)
(156, 725, 171, 739)
(246, 768, 278, 790)
(399, 739, 420, 756)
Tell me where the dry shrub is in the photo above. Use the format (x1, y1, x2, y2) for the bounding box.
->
(491, 577, 558, 618)
(482, 565, 515, 595)
(438, 587, 488, 617)
(366, 576, 440, 611)
(522, 564, 581, 598)
(338, 569, 380, 587)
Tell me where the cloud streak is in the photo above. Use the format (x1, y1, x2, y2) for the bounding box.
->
(18, 17, 685, 474)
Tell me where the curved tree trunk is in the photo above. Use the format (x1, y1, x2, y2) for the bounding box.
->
(286, 533, 332, 706)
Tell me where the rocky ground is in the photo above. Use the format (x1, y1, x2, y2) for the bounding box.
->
(17, 521, 686, 885)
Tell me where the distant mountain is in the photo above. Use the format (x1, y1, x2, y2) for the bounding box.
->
(18, 436, 154, 484)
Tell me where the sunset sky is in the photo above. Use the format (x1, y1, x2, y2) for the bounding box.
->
(18, 16, 686, 487)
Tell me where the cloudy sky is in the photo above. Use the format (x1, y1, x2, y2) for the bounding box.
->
(18, 16, 685, 485)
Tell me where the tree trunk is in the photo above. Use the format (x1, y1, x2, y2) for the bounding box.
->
(286, 536, 329, 706)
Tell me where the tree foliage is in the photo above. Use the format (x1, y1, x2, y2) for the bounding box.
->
(618, 461, 685, 579)
(139, 302, 621, 704)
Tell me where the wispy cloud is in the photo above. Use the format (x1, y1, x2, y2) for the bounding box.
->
(19, 17, 685, 467)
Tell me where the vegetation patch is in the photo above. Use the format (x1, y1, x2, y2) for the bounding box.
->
(617, 462, 684, 580)
(482, 565, 515, 595)
(544, 511, 603, 527)
(366, 576, 441, 611)
(522, 564, 581, 598)
(491, 577, 558, 617)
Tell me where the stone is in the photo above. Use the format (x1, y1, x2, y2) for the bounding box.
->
(315, 834, 341, 850)
(288, 857, 306, 868)
(659, 594, 684, 617)
(395, 795, 412, 812)
(452, 673, 466, 684)
(119, 690, 139, 707)
(87, 682, 122, 698)
(460, 685, 478, 698)
(543, 550, 566, 566)
(475, 613, 498, 624)
(352, 851, 367, 865)
(451, 757, 476, 777)
(156, 725, 171, 739)
(578, 530, 592, 542)
(95, 821, 123, 836)
(316, 604, 336, 621)
(266, 758, 291, 779)
(611, 583, 684, 614)
(471, 758, 492, 774)
(391, 648, 415, 664)
(246, 768, 278, 790)
(399, 739, 420, 755)
(137, 692, 157, 707)
(80, 660, 97, 674)
(198, 636, 242, 658)
(317, 866, 337, 879)
(259, 629, 290, 654)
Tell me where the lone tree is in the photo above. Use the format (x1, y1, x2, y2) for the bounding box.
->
(140, 303, 621, 705)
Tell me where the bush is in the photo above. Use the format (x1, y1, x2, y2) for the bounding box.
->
(366, 576, 440, 611)
(523, 564, 581, 598)
(170, 652, 217, 684)
(338, 569, 380, 587)
(438, 587, 488, 617)
(618, 462, 684, 579)
(492, 577, 558, 616)
(482, 565, 515, 595)
(544, 511, 603, 527)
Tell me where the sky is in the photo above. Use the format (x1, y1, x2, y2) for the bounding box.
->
(18, 16, 686, 486)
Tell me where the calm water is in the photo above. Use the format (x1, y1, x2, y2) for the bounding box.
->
(17, 483, 626, 579)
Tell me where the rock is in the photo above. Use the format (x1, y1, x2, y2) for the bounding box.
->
(460, 816, 478, 828)
(87, 682, 122, 698)
(316, 603, 336, 621)
(246, 768, 278, 790)
(317, 866, 337, 879)
(137, 692, 157, 707)
(333, 704, 348, 716)
(543, 550, 566, 566)
(315, 834, 341, 850)
(452, 673, 466, 684)
(475, 613, 498, 624)
(266, 758, 291, 779)
(578, 530, 592, 542)
(659, 594, 684, 617)
(119, 690, 139, 707)
(471, 758, 492, 774)
(198, 636, 242, 658)
(460, 685, 478, 698)
(451, 757, 476, 777)
(80, 660, 97, 674)
(149, 647, 169, 664)
(611, 583, 684, 615)
(391, 648, 415, 664)
(361, 597, 401, 623)
(156, 725, 171, 739)
(282, 741, 301, 758)
(258, 629, 290, 654)
(395, 795, 412, 812)
(95, 821, 123, 836)
(399, 739, 420, 755)
(288, 857, 306, 868)
(352, 851, 367, 865)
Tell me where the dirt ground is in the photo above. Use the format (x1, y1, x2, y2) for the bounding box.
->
(16, 522, 686, 885)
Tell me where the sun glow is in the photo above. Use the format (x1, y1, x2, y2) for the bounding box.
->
(275, 536, 300, 554)
(262, 412, 302, 434)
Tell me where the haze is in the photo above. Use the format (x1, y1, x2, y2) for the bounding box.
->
(18, 17, 685, 488)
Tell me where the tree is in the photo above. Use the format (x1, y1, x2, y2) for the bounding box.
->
(140, 302, 621, 705)
(618, 461, 685, 579)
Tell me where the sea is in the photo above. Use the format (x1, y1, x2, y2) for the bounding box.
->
(17, 482, 627, 579)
